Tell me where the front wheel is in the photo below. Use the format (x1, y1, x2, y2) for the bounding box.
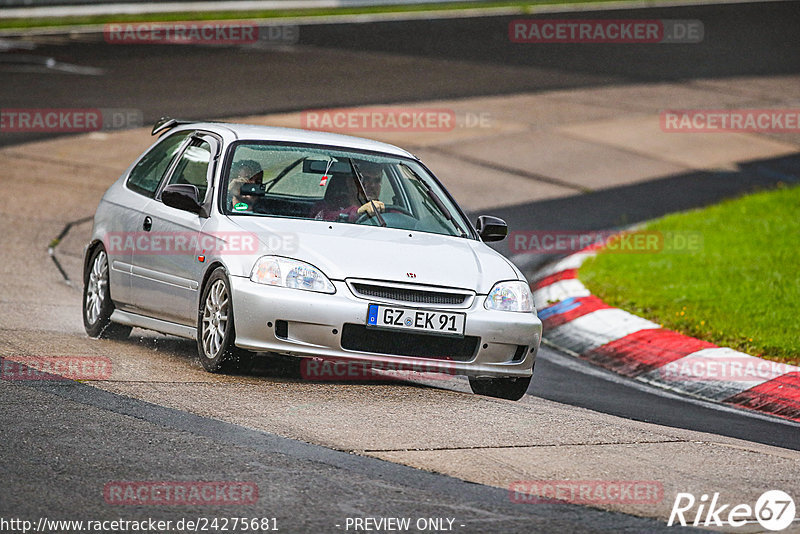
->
(197, 268, 253, 373)
(469, 375, 531, 401)
(83, 246, 132, 339)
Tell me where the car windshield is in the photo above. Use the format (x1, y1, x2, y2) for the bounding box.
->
(222, 142, 471, 238)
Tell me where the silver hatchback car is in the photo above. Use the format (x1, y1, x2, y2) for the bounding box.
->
(83, 118, 542, 400)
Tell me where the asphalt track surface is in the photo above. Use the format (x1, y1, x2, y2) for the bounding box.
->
(1, 367, 684, 533)
(2, 1, 800, 147)
(2, 2, 800, 532)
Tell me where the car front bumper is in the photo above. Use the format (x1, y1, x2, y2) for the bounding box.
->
(230, 277, 542, 378)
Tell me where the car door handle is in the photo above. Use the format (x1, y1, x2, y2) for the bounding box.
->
(143, 216, 152, 232)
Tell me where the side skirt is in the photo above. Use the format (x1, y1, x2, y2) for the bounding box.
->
(110, 309, 197, 340)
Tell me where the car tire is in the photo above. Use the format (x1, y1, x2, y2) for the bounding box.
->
(83, 246, 132, 339)
(468, 374, 532, 401)
(196, 268, 253, 374)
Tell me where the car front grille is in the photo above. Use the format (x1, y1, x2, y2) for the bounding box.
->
(340, 324, 479, 361)
(350, 282, 470, 307)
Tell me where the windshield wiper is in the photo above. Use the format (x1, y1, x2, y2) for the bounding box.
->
(264, 157, 307, 193)
(401, 164, 467, 237)
(348, 158, 386, 227)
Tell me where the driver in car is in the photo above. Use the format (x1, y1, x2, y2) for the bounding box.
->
(355, 161, 385, 217)
(312, 174, 359, 221)
(312, 162, 386, 222)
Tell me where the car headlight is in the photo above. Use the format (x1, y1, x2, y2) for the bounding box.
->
(250, 256, 335, 294)
(484, 280, 535, 312)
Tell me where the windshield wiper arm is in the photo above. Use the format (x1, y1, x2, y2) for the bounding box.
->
(401, 164, 453, 221)
(402, 164, 467, 237)
(264, 157, 307, 193)
(348, 158, 386, 227)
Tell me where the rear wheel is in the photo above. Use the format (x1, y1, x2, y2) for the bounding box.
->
(469, 374, 532, 401)
(83, 246, 132, 339)
(197, 268, 253, 373)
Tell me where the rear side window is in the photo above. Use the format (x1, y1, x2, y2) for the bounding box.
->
(127, 131, 191, 197)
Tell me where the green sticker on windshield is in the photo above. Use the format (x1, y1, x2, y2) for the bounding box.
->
(233, 202, 249, 211)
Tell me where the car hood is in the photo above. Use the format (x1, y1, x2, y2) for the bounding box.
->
(228, 217, 519, 293)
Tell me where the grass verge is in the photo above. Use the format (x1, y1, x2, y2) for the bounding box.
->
(579, 184, 800, 366)
(0, 0, 681, 30)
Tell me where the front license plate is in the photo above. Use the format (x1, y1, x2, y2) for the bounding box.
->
(366, 304, 465, 337)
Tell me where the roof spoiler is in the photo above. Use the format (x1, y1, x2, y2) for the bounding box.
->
(151, 116, 192, 136)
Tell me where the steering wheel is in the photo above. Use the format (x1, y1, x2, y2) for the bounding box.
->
(354, 204, 414, 225)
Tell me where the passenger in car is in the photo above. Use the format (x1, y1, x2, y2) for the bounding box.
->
(228, 159, 264, 210)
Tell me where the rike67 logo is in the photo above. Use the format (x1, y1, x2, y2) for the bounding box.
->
(668, 490, 796, 530)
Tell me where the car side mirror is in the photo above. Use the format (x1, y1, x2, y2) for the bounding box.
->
(162, 184, 204, 215)
(476, 215, 508, 242)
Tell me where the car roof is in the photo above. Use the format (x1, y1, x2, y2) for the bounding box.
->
(176, 121, 417, 159)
